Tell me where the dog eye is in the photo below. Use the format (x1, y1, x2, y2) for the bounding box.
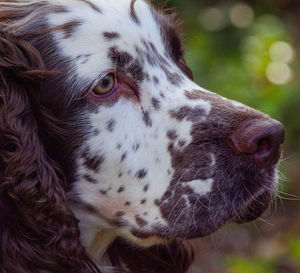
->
(93, 73, 116, 96)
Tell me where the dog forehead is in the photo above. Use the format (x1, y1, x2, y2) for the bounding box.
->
(47, 0, 163, 79)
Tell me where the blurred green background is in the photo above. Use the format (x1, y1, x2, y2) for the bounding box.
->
(157, 0, 300, 272)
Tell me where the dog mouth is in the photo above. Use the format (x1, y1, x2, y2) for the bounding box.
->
(130, 182, 275, 242)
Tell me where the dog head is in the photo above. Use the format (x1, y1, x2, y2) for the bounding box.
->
(45, 0, 283, 243)
(0, 0, 284, 271)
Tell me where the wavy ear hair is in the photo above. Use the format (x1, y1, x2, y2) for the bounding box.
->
(0, 2, 100, 272)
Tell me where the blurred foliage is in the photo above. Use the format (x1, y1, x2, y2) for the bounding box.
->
(157, 0, 300, 272)
(288, 235, 300, 261)
(227, 256, 276, 273)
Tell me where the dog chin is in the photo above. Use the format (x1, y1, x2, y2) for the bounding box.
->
(232, 190, 273, 224)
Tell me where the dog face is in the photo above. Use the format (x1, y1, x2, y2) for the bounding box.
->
(7, 0, 284, 247)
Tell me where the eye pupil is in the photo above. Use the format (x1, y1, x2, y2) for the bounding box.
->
(93, 73, 116, 96)
(101, 76, 111, 88)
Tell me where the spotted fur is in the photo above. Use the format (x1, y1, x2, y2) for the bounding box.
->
(0, 0, 283, 272)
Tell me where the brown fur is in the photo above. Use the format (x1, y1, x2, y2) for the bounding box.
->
(0, 29, 100, 273)
(107, 239, 194, 273)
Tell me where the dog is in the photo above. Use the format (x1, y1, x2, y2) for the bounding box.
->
(0, 0, 285, 272)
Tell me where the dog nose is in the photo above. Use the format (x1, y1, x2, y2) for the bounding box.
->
(229, 119, 285, 168)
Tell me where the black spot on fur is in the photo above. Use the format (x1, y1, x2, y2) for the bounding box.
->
(153, 76, 159, 85)
(108, 46, 133, 69)
(107, 119, 116, 132)
(83, 174, 98, 184)
(136, 169, 147, 179)
(116, 143, 122, 150)
(103, 32, 120, 39)
(121, 153, 127, 162)
(167, 129, 178, 140)
(81, 203, 98, 213)
(93, 129, 100, 136)
(62, 20, 82, 39)
(124, 201, 131, 206)
(178, 139, 187, 147)
(82, 149, 104, 172)
(144, 73, 150, 81)
(76, 54, 92, 64)
(142, 111, 152, 127)
(100, 189, 107, 195)
(135, 215, 148, 227)
(143, 184, 149, 192)
(118, 186, 125, 193)
(108, 46, 144, 81)
(160, 64, 183, 86)
(141, 199, 146, 204)
(142, 39, 171, 70)
(112, 211, 128, 227)
(112, 219, 128, 228)
(151, 97, 161, 110)
(169, 106, 206, 122)
(128, 59, 144, 81)
(115, 211, 125, 217)
(166, 71, 183, 86)
(132, 143, 140, 152)
(135, 45, 143, 55)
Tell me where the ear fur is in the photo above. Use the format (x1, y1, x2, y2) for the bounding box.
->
(0, 30, 100, 273)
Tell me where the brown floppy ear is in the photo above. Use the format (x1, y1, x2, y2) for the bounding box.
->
(107, 238, 194, 273)
(0, 33, 100, 272)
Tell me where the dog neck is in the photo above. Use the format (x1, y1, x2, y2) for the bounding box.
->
(85, 229, 116, 266)
(70, 204, 117, 266)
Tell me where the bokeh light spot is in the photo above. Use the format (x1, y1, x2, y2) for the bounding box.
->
(199, 8, 225, 32)
(230, 3, 254, 29)
(269, 41, 294, 63)
(241, 36, 264, 52)
(266, 62, 292, 85)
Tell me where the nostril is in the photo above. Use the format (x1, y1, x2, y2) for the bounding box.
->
(256, 138, 272, 158)
(229, 119, 285, 168)
(254, 137, 275, 167)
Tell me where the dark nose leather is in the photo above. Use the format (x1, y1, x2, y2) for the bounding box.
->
(229, 119, 285, 168)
